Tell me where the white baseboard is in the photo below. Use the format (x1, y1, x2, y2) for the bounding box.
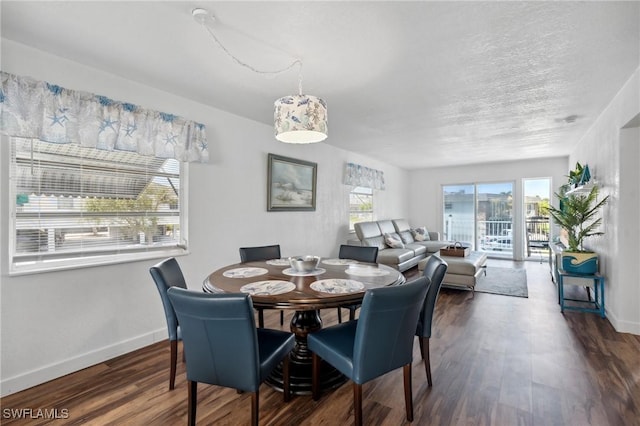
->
(606, 309, 640, 335)
(0, 328, 167, 397)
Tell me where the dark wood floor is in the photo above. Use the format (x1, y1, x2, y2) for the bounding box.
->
(2, 260, 639, 425)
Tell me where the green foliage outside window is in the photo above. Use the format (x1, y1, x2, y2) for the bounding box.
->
(85, 183, 177, 243)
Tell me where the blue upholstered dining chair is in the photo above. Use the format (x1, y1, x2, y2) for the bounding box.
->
(338, 244, 379, 263)
(336, 244, 379, 323)
(308, 276, 430, 426)
(416, 255, 448, 386)
(239, 244, 284, 328)
(149, 257, 187, 390)
(167, 287, 295, 426)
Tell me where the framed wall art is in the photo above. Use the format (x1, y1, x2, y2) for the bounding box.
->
(267, 153, 317, 211)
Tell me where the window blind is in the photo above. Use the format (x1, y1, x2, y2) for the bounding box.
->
(10, 137, 187, 274)
(349, 186, 374, 230)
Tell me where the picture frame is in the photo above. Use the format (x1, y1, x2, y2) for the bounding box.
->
(267, 153, 317, 211)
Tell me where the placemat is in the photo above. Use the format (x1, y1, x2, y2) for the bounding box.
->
(322, 258, 359, 265)
(310, 279, 365, 294)
(223, 267, 268, 278)
(240, 280, 296, 295)
(344, 265, 390, 277)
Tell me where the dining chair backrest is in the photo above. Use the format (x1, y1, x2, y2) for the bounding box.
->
(239, 245, 281, 263)
(416, 255, 448, 338)
(167, 287, 262, 392)
(149, 258, 187, 342)
(338, 245, 379, 263)
(239, 244, 284, 327)
(352, 276, 430, 384)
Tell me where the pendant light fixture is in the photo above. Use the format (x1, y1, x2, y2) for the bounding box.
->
(274, 66, 327, 143)
(193, 8, 327, 144)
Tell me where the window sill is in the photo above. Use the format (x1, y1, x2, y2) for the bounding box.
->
(9, 247, 189, 276)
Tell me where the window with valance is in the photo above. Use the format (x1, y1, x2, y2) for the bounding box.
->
(1, 72, 208, 274)
(1, 71, 208, 162)
(344, 163, 384, 230)
(343, 162, 385, 190)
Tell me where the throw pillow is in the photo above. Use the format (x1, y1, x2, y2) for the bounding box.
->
(411, 227, 431, 241)
(384, 233, 405, 249)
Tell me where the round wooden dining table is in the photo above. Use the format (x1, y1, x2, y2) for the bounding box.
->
(202, 257, 405, 395)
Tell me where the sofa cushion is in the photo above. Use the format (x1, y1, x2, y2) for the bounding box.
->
(393, 219, 431, 242)
(355, 221, 382, 240)
(377, 248, 416, 264)
(398, 230, 415, 244)
(384, 233, 405, 249)
(405, 243, 427, 256)
(362, 235, 387, 251)
(392, 219, 411, 233)
(377, 220, 398, 235)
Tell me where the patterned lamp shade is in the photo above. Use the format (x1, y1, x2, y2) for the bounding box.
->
(274, 95, 328, 143)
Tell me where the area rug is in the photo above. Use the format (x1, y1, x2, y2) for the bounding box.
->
(474, 267, 528, 298)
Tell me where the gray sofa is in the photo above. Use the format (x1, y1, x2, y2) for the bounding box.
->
(348, 219, 449, 272)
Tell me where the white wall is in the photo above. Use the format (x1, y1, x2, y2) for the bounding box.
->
(0, 40, 410, 396)
(618, 125, 640, 332)
(568, 68, 640, 334)
(407, 157, 568, 260)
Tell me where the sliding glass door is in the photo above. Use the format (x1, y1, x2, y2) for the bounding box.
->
(443, 182, 514, 257)
(443, 184, 474, 243)
(476, 182, 513, 257)
(523, 178, 551, 261)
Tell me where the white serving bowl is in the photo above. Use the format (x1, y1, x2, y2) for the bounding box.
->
(289, 255, 321, 272)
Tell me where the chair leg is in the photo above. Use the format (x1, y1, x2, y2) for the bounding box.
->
(282, 355, 291, 402)
(353, 382, 363, 426)
(420, 337, 433, 386)
(258, 309, 264, 328)
(170, 340, 178, 390)
(403, 364, 414, 422)
(312, 353, 321, 400)
(188, 380, 197, 426)
(349, 307, 356, 321)
(337, 308, 343, 323)
(251, 391, 259, 426)
(280, 310, 284, 326)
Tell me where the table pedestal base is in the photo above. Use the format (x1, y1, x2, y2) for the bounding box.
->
(265, 309, 347, 395)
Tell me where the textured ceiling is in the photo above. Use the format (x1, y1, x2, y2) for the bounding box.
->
(2, 1, 639, 170)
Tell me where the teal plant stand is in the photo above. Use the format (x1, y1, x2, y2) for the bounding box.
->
(557, 269, 605, 318)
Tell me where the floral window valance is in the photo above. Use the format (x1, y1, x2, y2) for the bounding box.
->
(344, 162, 385, 190)
(0, 71, 208, 163)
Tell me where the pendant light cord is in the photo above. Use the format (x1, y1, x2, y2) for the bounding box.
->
(195, 10, 304, 94)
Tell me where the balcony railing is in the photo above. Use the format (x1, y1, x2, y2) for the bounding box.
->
(443, 217, 550, 257)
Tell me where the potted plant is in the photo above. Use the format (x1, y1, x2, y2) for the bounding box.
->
(567, 161, 591, 187)
(548, 184, 608, 274)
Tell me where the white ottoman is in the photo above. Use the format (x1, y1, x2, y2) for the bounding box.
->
(418, 251, 487, 291)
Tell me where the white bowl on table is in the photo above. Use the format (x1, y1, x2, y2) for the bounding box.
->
(288, 255, 321, 273)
